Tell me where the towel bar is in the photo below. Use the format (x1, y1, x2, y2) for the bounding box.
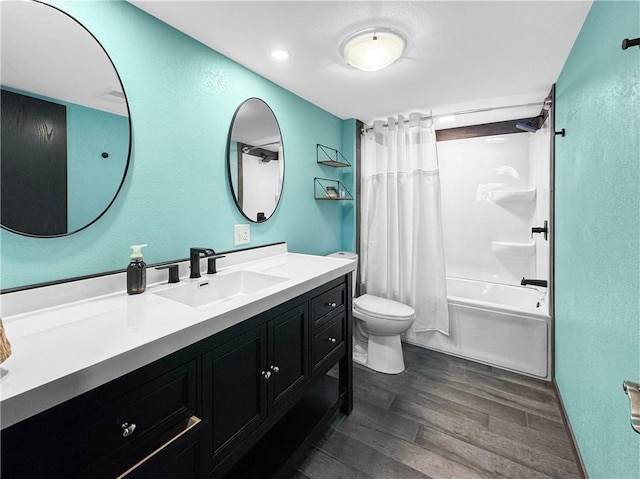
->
(623, 381, 640, 434)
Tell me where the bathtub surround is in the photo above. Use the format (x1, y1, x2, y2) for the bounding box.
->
(437, 122, 550, 286)
(361, 114, 449, 336)
(0, 0, 355, 290)
(555, 1, 640, 477)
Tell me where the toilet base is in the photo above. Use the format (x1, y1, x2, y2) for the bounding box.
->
(353, 333, 406, 374)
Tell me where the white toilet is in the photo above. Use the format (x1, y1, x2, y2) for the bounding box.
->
(328, 252, 416, 374)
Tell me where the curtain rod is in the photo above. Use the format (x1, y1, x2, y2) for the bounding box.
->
(362, 101, 545, 133)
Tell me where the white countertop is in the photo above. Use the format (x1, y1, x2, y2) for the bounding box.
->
(0, 244, 355, 429)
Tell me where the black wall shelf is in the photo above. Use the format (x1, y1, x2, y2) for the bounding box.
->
(314, 177, 353, 201)
(317, 144, 350, 168)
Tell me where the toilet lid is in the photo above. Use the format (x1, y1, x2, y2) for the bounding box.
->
(353, 294, 416, 321)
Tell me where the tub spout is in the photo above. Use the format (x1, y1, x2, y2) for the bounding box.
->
(521, 277, 548, 287)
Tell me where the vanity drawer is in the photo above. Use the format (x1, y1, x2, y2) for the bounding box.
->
(1, 357, 198, 478)
(88, 359, 198, 472)
(312, 314, 345, 369)
(311, 283, 346, 326)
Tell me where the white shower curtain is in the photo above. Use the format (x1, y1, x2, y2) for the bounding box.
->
(361, 113, 449, 336)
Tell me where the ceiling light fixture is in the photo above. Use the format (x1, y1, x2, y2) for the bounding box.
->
(271, 49, 290, 60)
(341, 28, 406, 72)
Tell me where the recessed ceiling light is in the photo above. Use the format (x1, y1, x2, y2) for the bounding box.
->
(341, 28, 405, 72)
(271, 49, 290, 60)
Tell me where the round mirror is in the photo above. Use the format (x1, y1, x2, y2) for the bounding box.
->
(1, 1, 131, 237)
(227, 98, 284, 223)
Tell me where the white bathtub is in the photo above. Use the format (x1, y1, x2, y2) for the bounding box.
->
(404, 277, 551, 379)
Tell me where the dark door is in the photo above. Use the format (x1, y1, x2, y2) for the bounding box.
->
(268, 304, 309, 412)
(209, 325, 267, 465)
(1, 90, 67, 235)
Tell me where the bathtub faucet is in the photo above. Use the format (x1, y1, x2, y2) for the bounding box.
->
(521, 277, 548, 288)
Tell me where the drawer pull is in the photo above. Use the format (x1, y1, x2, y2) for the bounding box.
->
(328, 337, 337, 344)
(262, 370, 272, 379)
(117, 416, 201, 478)
(121, 422, 137, 438)
(327, 302, 337, 308)
(270, 365, 280, 373)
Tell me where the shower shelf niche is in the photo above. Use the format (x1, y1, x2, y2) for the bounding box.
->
(314, 177, 353, 200)
(317, 144, 351, 168)
(491, 241, 536, 257)
(492, 189, 536, 205)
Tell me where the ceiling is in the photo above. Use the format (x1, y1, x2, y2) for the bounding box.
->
(1, 0, 128, 116)
(131, 1, 592, 125)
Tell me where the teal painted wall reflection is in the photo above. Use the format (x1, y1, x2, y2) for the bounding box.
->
(0, 0, 355, 289)
(555, 1, 640, 477)
(1, 86, 129, 235)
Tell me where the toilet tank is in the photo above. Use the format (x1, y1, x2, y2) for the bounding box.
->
(327, 251, 357, 297)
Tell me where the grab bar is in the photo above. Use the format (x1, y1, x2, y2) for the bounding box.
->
(623, 381, 640, 434)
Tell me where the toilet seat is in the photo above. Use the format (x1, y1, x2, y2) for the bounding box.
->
(353, 294, 416, 321)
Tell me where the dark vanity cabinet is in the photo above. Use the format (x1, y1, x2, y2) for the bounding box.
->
(204, 303, 310, 474)
(0, 274, 352, 479)
(1, 349, 203, 478)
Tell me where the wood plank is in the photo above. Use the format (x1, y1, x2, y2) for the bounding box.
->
(336, 417, 492, 479)
(353, 365, 529, 427)
(526, 413, 568, 439)
(391, 397, 581, 479)
(298, 447, 371, 479)
(341, 397, 420, 442)
(488, 416, 575, 462)
(491, 367, 555, 392)
(300, 346, 580, 479)
(403, 345, 493, 376)
(416, 425, 552, 479)
(316, 429, 432, 479)
(406, 362, 562, 421)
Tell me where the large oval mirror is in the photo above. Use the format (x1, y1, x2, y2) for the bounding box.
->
(1, 0, 131, 237)
(227, 98, 284, 222)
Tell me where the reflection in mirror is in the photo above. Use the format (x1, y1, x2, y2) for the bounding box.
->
(1, 0, 131, 237)
(228, 98, 284, 222)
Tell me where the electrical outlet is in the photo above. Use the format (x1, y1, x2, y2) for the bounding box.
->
(234, 224, 250, 245)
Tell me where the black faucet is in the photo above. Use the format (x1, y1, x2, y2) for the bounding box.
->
(521, 277, 548, 288)
(190, 247, 215, 279)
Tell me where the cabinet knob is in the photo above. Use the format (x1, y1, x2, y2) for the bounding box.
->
(328, 337, 337, 344)
(327, 302, 337, 308)
(270, 365, 280, 373)
(121, 422, 137, 438)
(261, 370, 272, 379)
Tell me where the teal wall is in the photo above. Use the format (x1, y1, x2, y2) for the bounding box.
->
(66, 101, 129, 232)
(555, 1, 640, 477)
(0, 0, 356, 289)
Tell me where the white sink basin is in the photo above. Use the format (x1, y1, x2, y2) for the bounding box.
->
(154, 270, 289, 309)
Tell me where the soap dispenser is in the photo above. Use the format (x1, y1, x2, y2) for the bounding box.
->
(127, 244, 147, 295)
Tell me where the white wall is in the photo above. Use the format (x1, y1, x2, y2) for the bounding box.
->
(438, 130, 548, 285)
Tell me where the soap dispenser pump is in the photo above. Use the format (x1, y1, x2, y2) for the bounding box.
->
(127, 244, 148, 295)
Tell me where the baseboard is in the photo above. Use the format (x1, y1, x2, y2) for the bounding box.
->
(552, 379, 589, 479)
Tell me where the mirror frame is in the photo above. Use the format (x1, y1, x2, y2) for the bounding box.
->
(226, 98, 284, 223)
(1, 0, 132, 238)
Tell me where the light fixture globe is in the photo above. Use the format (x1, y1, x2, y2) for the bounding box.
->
(341, 28, 406, 72)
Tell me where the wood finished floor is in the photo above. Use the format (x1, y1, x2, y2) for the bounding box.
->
(296, 344, 581, 479)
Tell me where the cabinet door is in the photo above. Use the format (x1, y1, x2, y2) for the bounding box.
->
(268, 304, 309, 412)
(208, 325, 268, 465)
